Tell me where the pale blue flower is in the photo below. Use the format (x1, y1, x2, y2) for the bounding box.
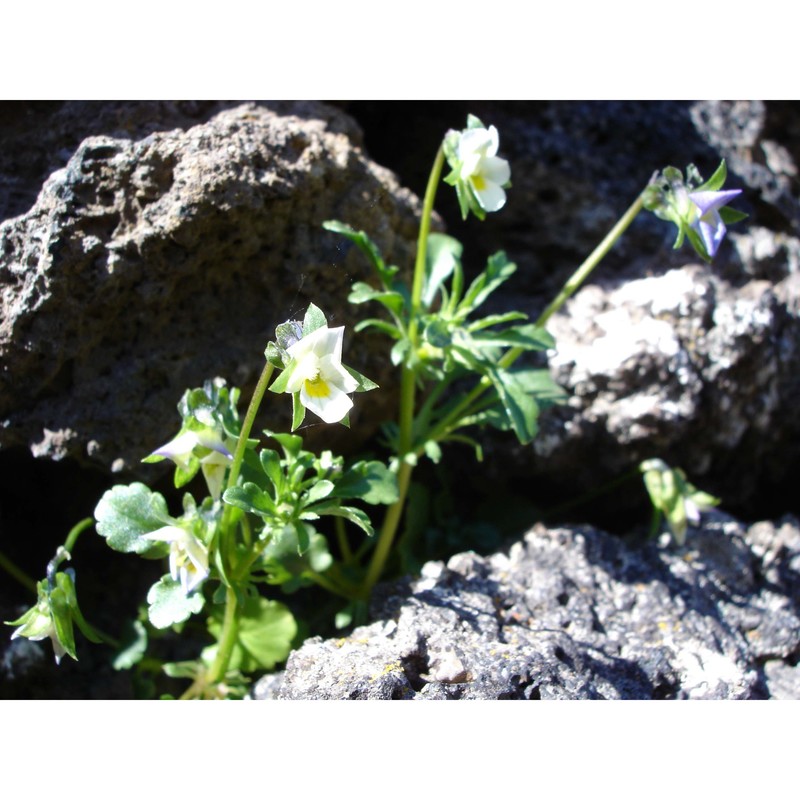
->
(687, 189, 743, 258)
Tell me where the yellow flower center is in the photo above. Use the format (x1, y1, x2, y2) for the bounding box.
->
(471, 173, 486, 191)
(305, 373, 331, 398)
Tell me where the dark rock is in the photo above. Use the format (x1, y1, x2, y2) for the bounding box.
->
(0, 102, 423, 472)
(255, 513, 800, 699)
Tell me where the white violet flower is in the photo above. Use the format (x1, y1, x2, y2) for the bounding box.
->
(284, 325, 359, 424)
(456, 124, 511, 213)
(143, 525, 209, 595)
(149, 428, 232, 498)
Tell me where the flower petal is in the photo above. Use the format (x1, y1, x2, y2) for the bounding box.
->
(688, 189, 741, 217)
(481, 156, 511, 187)
(300, 381, 354, 424)
(473, 181, 507, 213)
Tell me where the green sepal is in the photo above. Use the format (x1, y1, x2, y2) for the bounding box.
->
(697, 160, 727, 192)
(719, 206, 748, 224)
(291, 391, 306, 431)
(146, 575, 205, 630)
(267, 359, 296, 394)
(94, 483, 172, 556)
(48, 582, 77, 662)
(302, 303, 327, 336)
(344, 365, 378, 392)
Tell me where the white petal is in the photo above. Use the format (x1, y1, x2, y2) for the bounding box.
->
(320, 355, 359, 393)
(474, 181, 507, 213)
(301, 382, 354, 423)
(481, 156, 510, 186)
(150, 431, 200, 468)
(142, 525, 186, 544)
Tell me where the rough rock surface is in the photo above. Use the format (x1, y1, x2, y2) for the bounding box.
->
(255, 512, 800, 699)
(525, 257, 800, 515)
(0, 102, 423, 471)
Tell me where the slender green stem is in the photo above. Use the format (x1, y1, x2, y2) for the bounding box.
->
(209, 360, 275, 687)
(423, 190, 648, 446)
(534, 191, 646, 328)
(363, 146, 445, 593)
(226, 362, 276, 496)
(335, 516, 353, 564)
(208, 585, 239, 685)
(64, 517, 94, 554)
(0, 551, 37, 594)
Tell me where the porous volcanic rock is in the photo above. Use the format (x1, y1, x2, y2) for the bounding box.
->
(0, 102, 423, 471)
(255, 512, 800, 699)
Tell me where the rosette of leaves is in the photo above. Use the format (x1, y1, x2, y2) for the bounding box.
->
(326, 221, 565, 456)
(222, 432, 398, 590)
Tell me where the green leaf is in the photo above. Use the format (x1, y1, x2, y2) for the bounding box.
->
(266, 431, 304, 460)
(112, 620, 148, 671)
(348, 282, 406, 317)
(472, 323, 555, 351)
(259, 449, 283, 494)
(333, 460, 399, 505)
(390, 339, 410, 367)
(207, 595, 297, 673)
(423, 234, 462, 309)
(308, 502, 375, 536)
(223, 483, 277, 518)
(508, 367, 567, 406)
(466, 311, 528, 332)
(486, 368, 540, 444)
(323, 220, 398, 287)
(267, 359, 296, 394)
(354, 318, 403, 339)
(146, 575, 205, 629)
(304, 479, 335, 506)
(458, 251, 516, 315)
(261, 524, 333, 581)
(302, 303, 327, 336)
(94, 483, 172, 555)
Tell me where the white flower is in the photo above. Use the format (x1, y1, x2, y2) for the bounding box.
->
(687, 189, 742, 258)
(284, 325, 359, 424)
(150, 429, 232, 498)
(457, 125, 511, 213)
(143, 525, 209, 595)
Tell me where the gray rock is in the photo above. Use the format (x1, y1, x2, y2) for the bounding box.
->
(0, 102, 423, 471)
(524, 255, 800, 514)
(255, 512, 800, 699)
